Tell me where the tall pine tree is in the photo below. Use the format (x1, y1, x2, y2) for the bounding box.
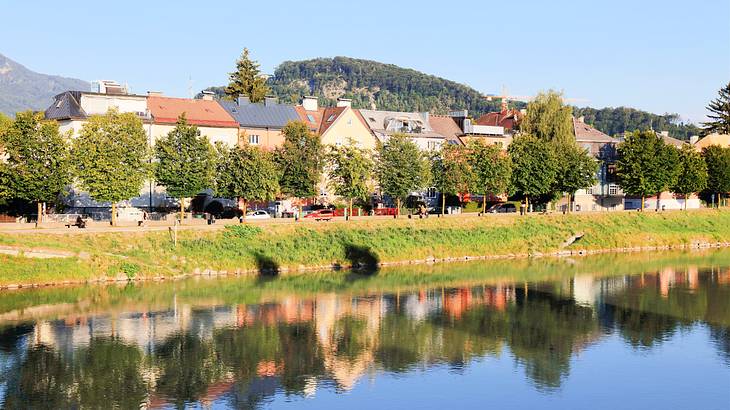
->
(703, 82, 730, 135)
(225, 48, 270, 103)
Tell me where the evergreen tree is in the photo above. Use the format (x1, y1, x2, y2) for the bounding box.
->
(1, 111, 71, 223)
(431, 144, 475, 215)
(553, 142, 598, 211)
(72, 109, 150, 226)
(376, 134, 430, 216)
(616, 131, 679, 210)
(225, 48, 270, 103)
(508, 134, 558, 210)
(275, 121, 324, 211)
(326, 143, 374, 220)
(672, 144, 707, 209)
(519, 90, 574, 145)
(703, 82, 730, 135)
(702, 145, 730, 207)
(154, 115, 216, 221)
(215, 144, 279, 221)
(468, 140, 512, 213)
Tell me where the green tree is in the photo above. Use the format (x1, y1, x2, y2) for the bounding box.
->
(520, 90, 574, 145)
(327, 143, 374, 219)
(431, 144, 475, 215)
(72, 109, 150, 226)
(224, 48, 270, 103)
(216, 143, 279, 221)
(553, 142, 598, 211)
(672, 144, 708, 209)
(616, 131, 679, 210)
(508, 134, 558, 211)
(276, 121, 324, 213)
(702, 82, 730, 135)
(376, 134, 430, 216)
(2, 111, 71, 223)
(155, 115, 216, 222)
(702, 145, 730, 207)
(468, 141, 512, 213)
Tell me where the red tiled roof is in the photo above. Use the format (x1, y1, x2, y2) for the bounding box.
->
(296, 106, 355, 136)
(148, 96, 238, 128)
(318, 106, 346, 134)
(295, 106, 322, 132)
(572, 117, 616, 143)
(476, 109, 522, 130)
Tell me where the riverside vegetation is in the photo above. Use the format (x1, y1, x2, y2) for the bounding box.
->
(2, 209, 730, 287)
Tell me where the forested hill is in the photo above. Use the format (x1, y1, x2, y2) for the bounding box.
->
(572, 107, 701, 140)
(266, 57, 503, 115)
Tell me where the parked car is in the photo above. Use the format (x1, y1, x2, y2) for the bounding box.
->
(304, 209, 335, 221)
(245, 210, 271, 220)
(487, 203, 517, 213)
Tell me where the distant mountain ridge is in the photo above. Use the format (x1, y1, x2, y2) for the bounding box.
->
(0, 53, 89, 116)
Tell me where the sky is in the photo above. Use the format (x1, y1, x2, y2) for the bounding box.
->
(1, 0, 728, 122)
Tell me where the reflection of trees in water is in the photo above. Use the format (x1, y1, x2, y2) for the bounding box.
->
(1, 269, 729, 408)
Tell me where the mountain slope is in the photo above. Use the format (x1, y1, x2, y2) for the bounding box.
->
(0, 53, 89, 116)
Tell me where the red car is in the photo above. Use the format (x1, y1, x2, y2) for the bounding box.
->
(304, 209, 335, 221)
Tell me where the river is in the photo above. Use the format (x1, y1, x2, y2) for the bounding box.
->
(0, 250, 728, 409)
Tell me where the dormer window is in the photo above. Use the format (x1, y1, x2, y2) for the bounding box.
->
(327, 114, 336, 122)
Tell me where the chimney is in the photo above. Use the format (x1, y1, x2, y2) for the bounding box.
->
(302, 96, 318, 111)
(147, 91, 163, 97)
(578, 115, 585, 123)
(264, 95, 278, 106)
(201, 90, 215, 101)
(336, 98, 352, 108)
(237, 96, 250, 106)
(690, 135, 699, 145)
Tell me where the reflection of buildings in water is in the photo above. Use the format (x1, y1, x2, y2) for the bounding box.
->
(573, 275, 598, 307)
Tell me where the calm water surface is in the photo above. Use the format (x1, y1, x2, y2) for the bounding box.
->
(0, 250, 729, 409)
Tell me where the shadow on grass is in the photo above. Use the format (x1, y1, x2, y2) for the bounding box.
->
(253, 252, 280, 277)
(344, 244, 380, 275)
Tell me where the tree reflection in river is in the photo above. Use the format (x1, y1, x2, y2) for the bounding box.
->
(0, 256, 728, 409)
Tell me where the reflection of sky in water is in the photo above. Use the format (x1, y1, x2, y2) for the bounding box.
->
(0, 253, 729, 409)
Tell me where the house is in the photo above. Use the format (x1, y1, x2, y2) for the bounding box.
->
(358, 108, 446, 151)
(693, 133, 730, 150)
(476, 108, 523, 134)
(218, 95, 301, 149)
(568, 117, 624, 211)
(449, 110, 511, 147)
(296, 97, 378, 149)
(147, 92, 239, 147)
(428, 114, 464, 146)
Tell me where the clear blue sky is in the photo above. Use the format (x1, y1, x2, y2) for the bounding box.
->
(2, 0, 728, 122)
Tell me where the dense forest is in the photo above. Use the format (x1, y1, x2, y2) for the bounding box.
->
(204, 56, 701, 140)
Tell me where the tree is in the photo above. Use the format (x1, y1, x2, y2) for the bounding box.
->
(275, 121, 324, 213)
(376, 134, 430, 216)
(216, 144, 279, 221)
(224, 48, 270, 103)
(672, 144, 708, 209)
(2, 111, 71, 223)
(519, 90, 574, 145)
(431, 144, 475, 215)
(507, 134, 558, 211)
(468, 141, 512, 214)
(702, 145, 730, 207)
(326, 143, 374, 220)
(72, 109, 150, 226)
(155, 115, 216, 222)
(553, 142, 598, 211)
(703, 82, 730, 135)
(616, 131, 679, 211)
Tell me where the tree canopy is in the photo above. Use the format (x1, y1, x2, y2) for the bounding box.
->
(275, 121, 324, 199)
(72, 109, 150, 223)
(468, 140, 512, 199)
(616, 131, 679, 208)
(702, 145, 730, 199)
(672, 144, 707, 208)
(431, 144, 475, 213)
(553, 141, 598, 201)
(327, 143, 373, 214)
(703, 82, 730, 135)
(225, 48, 270, 103)
(520, 90, 574, 145)
(508, 134, 558, 205)
(215, 143, 279, 217)
(154, 115, 216, 219)
(376, 134, 430, 209)
(572, 106, 701, 141)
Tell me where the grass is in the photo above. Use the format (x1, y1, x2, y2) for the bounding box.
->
(1, 209, 730, 286)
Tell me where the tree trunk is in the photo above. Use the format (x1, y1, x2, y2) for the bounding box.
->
(348, 198, 353, 221)
(525, 196, 529, 214)
(641, 195, 645, 211)
(396, 198, 401, 218)
(482, 193, 487, 215)
(242, 199, 247, 223)
(36, 201, 42, 226)
(656, 192, 661, 211)
(441, 194, 446, 217)
(111, 203, 117, 227)
(684, 193, 688, 210)
(180, 197, 185, 223)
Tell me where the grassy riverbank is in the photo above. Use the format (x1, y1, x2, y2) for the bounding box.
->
(1, 209, 730, 286)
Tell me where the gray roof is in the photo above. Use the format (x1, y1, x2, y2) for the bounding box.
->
(219, 97, 300, 129)
(359, 109, 445, 139)
(44, 91, 87, 120)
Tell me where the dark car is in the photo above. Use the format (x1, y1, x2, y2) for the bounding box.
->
(304, 209, 335, 221)
(487, 203, 517, 213)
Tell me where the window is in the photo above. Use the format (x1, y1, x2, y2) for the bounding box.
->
(427, 141, 438, 151)
(609, 185, 618, 196)
(248, 134, 260, 145)
(307, 114, 315, 123)
(55, 99, 64, 109)
(368, 117, 376, 122)
(327, 114, 336, 122)
(606, 164, 617, 183)
(347, 118, 352, 125)
(426, 187, 437, 198)
(586, 187, 594, 195)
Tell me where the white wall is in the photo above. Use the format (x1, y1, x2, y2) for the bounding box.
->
(80, 94, 147, 116)
(150, 124, 239, 147)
